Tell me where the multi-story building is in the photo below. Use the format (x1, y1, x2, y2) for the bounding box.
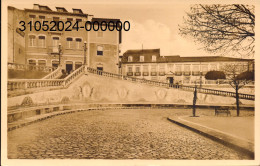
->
(121, 49, 254, 85)
(8, 4, 122, 74)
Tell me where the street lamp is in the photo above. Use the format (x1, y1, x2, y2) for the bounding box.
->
(83, 41, 87, 65)
(118, 55, 123, 75)
(58, 43, 62, 65)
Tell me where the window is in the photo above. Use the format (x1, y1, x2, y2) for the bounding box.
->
(135, 66, 140, 72)
(66, 37, 73, 49)
(28, 59, 36, 65)
(52, 37, 59, 47)
(38, 60, 46, 66)
(140, 56, 144, 62)
(128, 56, 133, 62)
(75, 62, 82, 69)
(29, 35, 36, 47)
(210, 64, 217, 71)
(184, 65, 191, 72)
(202, 65, 208, 72)
(76, 18, 82, 22)
(143, 65, 148, 72)
(167, 64, 173, 72)
(29, 15, 36, 24)
(38, 36, 46, 47)
(53, 17, 59, 29)
(39, 16, 45, 22)
(97, 46, 103, 56)
(97, 31, 103, 37)
(152, 55, 156, 62)
(159, 64, 165, 72)
(75, 38, 82, 49)
(67, 18, 73, 22)
(175, 65, 182, 72)
(151, 65, 157, 72)
(128, 66, 133, 72)
(192, 65, 200, 72)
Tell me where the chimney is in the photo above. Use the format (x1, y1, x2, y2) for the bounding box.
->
(33, 4, 39, 10)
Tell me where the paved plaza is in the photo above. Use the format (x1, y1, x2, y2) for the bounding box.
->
(8, 109, 252, 159)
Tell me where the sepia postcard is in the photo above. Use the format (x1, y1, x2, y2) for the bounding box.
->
(1, 0, 259, 165)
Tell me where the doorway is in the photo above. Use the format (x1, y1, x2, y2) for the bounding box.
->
(66, 61, 73, 74)
(169, 77, 174, 84)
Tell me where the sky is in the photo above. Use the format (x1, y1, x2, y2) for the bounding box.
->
(5, 0, 253, 57)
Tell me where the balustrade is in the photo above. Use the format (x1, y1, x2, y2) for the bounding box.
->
(8, 63, 56, 72)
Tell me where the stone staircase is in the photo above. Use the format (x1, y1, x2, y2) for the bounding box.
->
(7, 65, 255, 100)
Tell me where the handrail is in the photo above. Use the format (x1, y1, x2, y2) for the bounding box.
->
(8, 79, 64, 90)
(8, 63, 56, 72)
(42, 66, 62, 79)
(8, 65, 85, 91)
(86, 67, 255, 101)
(63, 65, 85, 87)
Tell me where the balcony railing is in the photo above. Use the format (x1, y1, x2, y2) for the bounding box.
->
(8, 63, 56, 72)
(143, 72, 149, 76)
(175, 71, 182, 76)
(48, 46, 60, 55)
(127, 72, 133, 76)
(151, 72, 157, 76)
(159, 72, 165, 76)
(183, 71, 191, 76)
(192, 71, 200, 76)
(134, 72, 141, 76)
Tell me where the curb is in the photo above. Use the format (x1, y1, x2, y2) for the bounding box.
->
(167, 117, 254, 159)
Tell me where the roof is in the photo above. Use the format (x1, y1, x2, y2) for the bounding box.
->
(72, 8, 83, 14)
(122, 49, 253, 63)
(92, 18, 120, 23)
(56, 7, 68, 12)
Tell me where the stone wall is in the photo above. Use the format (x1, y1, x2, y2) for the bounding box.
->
(8, 74, 254, 108)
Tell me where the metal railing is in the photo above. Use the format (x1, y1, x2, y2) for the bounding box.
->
(86, 67, 255, 101)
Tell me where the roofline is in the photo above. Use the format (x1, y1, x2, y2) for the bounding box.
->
(24, 9, 88, 17)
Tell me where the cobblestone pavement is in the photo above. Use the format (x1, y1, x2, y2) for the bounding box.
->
(8, 109, 249, 159)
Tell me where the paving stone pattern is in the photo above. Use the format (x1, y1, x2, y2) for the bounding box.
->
(8, 109, 248, 159)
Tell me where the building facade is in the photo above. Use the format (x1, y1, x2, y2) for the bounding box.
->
(121, 49, 254, 85)
(8, 4, 122, 74)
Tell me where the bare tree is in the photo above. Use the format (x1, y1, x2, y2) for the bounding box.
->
(206, 63, 254, 116)
(179, 4, 255, 57)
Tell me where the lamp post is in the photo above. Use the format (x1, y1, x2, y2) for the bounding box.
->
(83, 41, 87, 65)
(58, 43, 62, 65)
(118, 55, 122, 75)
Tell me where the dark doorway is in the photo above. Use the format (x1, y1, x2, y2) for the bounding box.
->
(52, 61, 59, 68)
(169, 77, 174, 84)
(66, 63, 73, 74)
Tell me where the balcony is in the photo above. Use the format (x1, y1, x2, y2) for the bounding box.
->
(159, 72, 165, 76)
(142, 72, 149, 76)
(127, 72, 133, 76)
(175, 71, 182, 76)
(150, 72, 157, 76)
(192, 71, 200, 76)
(134, 72, 141, 76)
(183, 71, 191, 76)
(48, 46, 60, 55)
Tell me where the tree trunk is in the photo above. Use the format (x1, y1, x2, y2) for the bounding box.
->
(235, 85, 240, 116)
